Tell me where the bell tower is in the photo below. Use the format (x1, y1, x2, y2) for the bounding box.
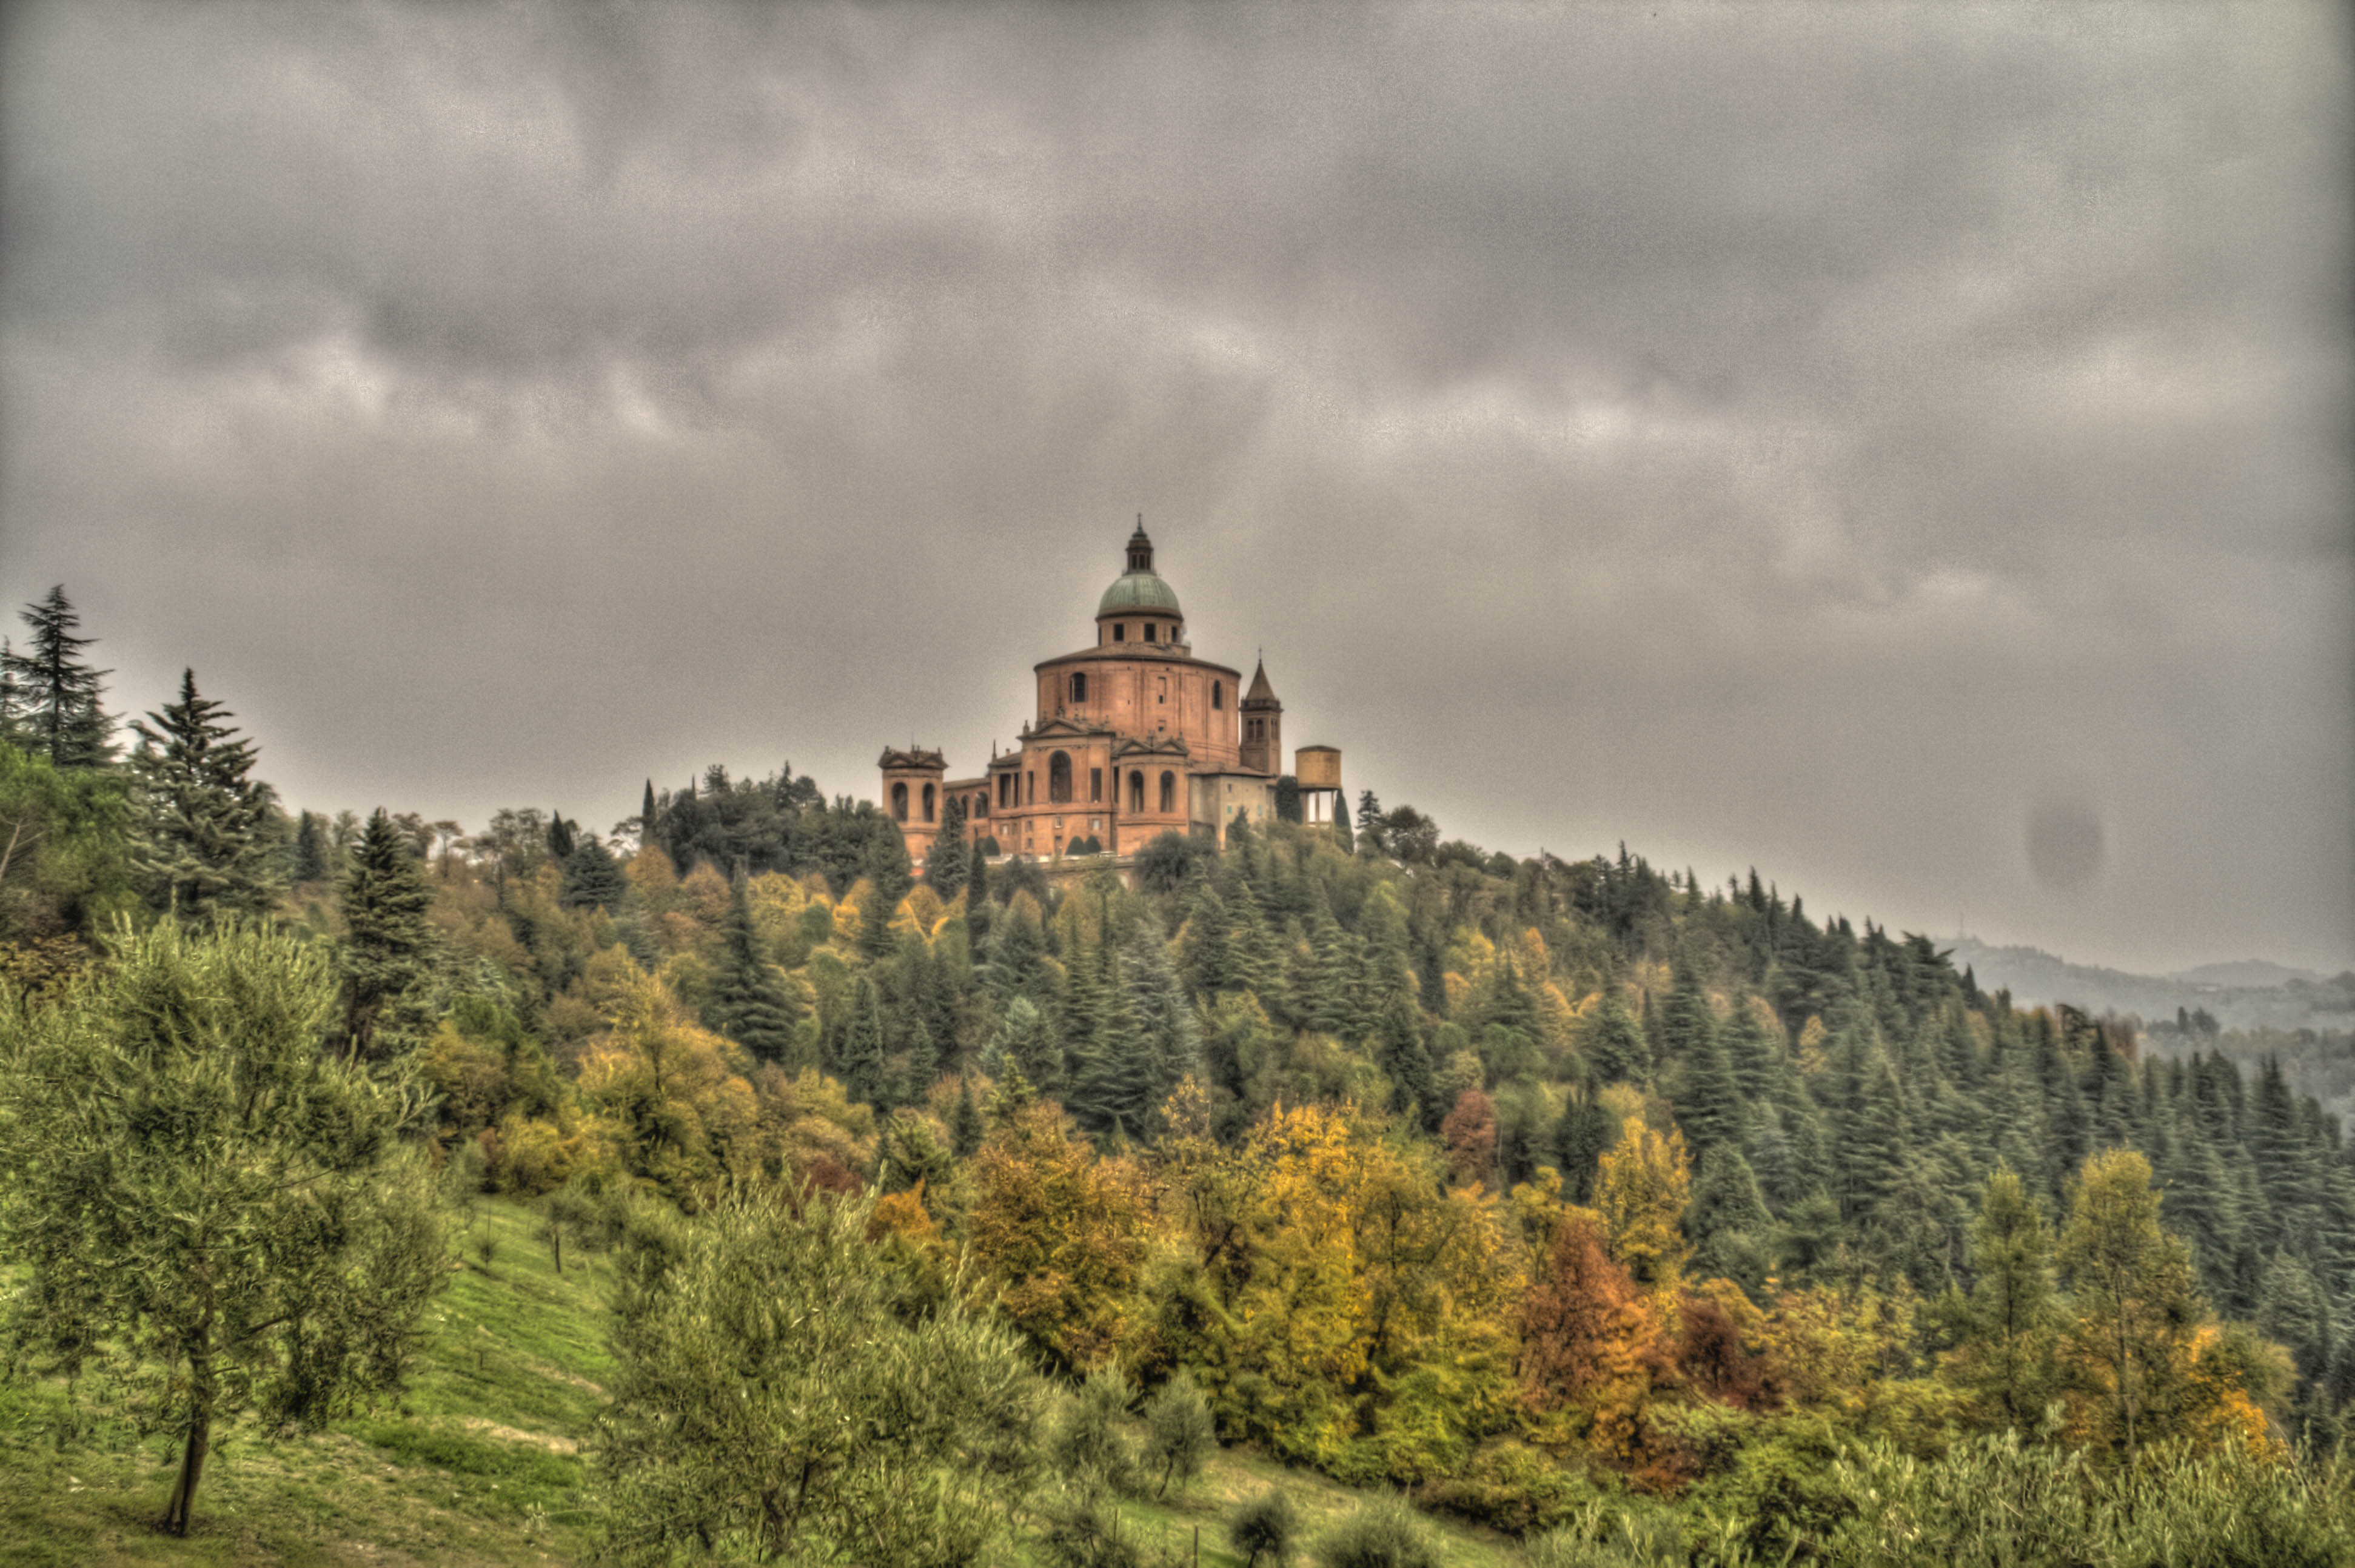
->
(1238, 658, 1282, 774)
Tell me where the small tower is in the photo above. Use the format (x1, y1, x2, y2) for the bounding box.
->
(1295, 745, 1344, 830)
(878, 747, 948, 868)
(1239, 658, 1282, 774)
(1127, 519, 1153, 573)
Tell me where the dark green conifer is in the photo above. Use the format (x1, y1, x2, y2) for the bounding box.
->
(951, 1076, 985, 1158)
(1552, 1093, 1617, 1204)
(292, 809, 329, 884)
(4, 586, 113, 768)
(705, 879, 800, 1064)
(129, 669, 276, 919)
(337, 808, 435, 1063)
(840, 974, 888, 1107)
(1581, 991, 1647, 1085)
(929, 797, 968, 899)
(560, 836, 626, 911)
(1375, 995, 1437, 1128)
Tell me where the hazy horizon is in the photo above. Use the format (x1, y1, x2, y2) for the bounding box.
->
(4, 2, 2348, 979)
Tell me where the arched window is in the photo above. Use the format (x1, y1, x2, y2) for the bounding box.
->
(1212, 680, 1223, 710)
(1049, 751, 1073, 804)
(1159, 771, 1176, 814)
(891, 782, 908, 822)
(1071, 672, 1088, 703)
(922, 783, 936, 822)
(1128, 770, 1145, 813)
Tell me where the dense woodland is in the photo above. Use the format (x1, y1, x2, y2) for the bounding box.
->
(4, 585, 2353, 1565)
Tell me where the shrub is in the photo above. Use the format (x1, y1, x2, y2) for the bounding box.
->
(1423, 1440, 1596, 1535)
(1051, 1365, 1141, 1496)
(1035, 1479, 1153, 1568)
(1230, 1489, 1300, 1568)
(1142, 1371, 1217, 1498)
(1314, 1492, 1441, 1568)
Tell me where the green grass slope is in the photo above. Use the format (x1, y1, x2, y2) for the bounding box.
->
(0, 1196, 1519, 1567)
(0, 1198, 611, 1566)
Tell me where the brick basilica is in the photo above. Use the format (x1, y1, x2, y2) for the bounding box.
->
(879, 523, 1339, 871)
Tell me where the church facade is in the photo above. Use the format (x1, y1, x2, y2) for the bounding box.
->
(881, 524, 1331, 870)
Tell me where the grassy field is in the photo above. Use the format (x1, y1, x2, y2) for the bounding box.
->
(0, 1196, 1520, 1567)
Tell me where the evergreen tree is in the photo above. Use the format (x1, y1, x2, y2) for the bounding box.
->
(1375, 994, 1437, 1128)
(987, 994, 1062, 1101)
(859, 823, 914, 960)
(291, 809, 329, 884)
(929, 796, 968, 899)
(560, 836, 626, 911)
(951, 1076, 985, 1158)
(547, 812, 577, 861)
(129, 670, 276, 920)
(1581, 991, 1648, 1085)
(1673, 1011, 1744, 1157)
(1954, 1165, 2060, 1433)
(4, 586, 113, 768)
(336, 808, 435, 1063)
(639, 779, 658, 850)
(705, 879, 800, 1064)
(1553, 1093, 1618, 1204)
(1125, 913, 1200, 1103)
(1688, 1144, 1774, 1287)
(840, 974, 888, 1107)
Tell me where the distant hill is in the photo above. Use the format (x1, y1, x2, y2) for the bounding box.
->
(1947, 936, 2355, 1034)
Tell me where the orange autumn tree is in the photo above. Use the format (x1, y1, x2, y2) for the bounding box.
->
(1520, 1211, 1658, 1464)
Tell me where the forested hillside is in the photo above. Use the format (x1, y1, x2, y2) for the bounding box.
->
(4, 588, 2352, 1564)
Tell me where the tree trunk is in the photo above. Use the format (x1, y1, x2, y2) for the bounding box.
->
(162, 1370, 214, 1536)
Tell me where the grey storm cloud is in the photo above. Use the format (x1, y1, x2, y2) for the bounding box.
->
(2, 1, 2348, 974)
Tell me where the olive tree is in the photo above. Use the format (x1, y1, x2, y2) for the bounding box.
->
(595, 1186, 1047, 1564)
(0, 919, 446, 1535)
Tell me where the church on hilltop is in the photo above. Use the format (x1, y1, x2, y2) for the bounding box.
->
(880, 523, 1341, 871)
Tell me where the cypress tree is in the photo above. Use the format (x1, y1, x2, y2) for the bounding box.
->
(951, 1076, 985, 1158)
(840, 974, 888, 1106)
(291, 809, 329, 885)
(337, 808, 435, 1063)
(128, 669, 276, 920)
(547, 812, 577, 861)
(1375, 994, 1437, 1128)
(4, 586, 113, 768)
(705, 879, 800, 1064)
(929, 798, 968, 898)
(640, 779, 658, 849)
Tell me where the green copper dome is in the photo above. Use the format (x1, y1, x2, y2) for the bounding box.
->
(1098, 522, 1182, 617)
(1097, 570, 1182, 618)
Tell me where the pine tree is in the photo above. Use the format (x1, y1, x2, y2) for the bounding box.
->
(1672, 1011, 1744, 1157)
(4, 586, 113, 768)
(129, 670, 276, 920)
(1375, 994, 1437, 1128)
(1581, 991, 1648, 1085)
(705, 879, 800, 1064)
(337, 808, 435, 1063)
(1954, 1165, 2060, 1433)
(840, 975, 888, 1107)
(292, 809, 329, 885)
(929, 797, 968, 899)
(986, 994, 1062, 1100)
(1553, 1093, 1617, 1204)
(951, 1076, 985, 1157)
(1125, 913, 1200, 1103)
(1688, 1144, 1773, 1286)
(560, 836, 626, 911)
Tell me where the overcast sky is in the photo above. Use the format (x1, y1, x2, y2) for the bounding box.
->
(2, 2, 2347, 976)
